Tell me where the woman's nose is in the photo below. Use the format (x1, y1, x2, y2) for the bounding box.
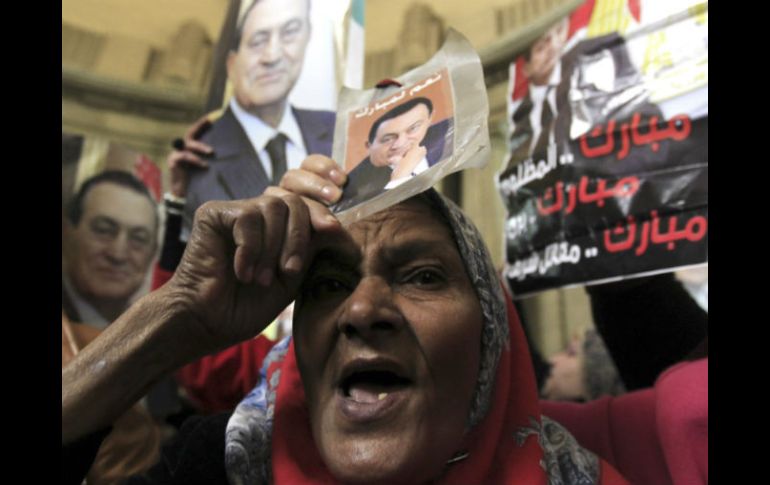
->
(337, 277, 405, 340)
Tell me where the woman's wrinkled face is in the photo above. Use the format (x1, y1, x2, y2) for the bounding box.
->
(294, 199, 483, 484)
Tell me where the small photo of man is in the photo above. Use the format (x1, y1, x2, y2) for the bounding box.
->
(337, 69, 454, 211)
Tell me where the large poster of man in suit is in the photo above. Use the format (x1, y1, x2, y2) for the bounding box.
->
(182, 0, 343, 238)
(499, 0, 708, 296)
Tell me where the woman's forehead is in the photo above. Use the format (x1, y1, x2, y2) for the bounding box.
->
(314, 199, 457, 263)
(350, 199, 453, 246)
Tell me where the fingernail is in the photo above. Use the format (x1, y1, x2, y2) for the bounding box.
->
(257, 268, 273, 286)
(325, 214, 339, 226)
(330, 169, 345, 183)
(284, 255, 302, 273)
(321, 185, 338, 201)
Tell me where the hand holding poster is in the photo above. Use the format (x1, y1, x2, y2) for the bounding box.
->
(332, 29, 490, 226)
(498, 0, 708, 297)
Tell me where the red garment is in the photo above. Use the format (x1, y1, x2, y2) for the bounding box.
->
(150, 264, 173, 292)
(656, 359, 708, 485)
(176, 338, 275, 413)
(541, 358, 707, 485)
(267, 292, 629, 484)
(153, 263, 275, 413)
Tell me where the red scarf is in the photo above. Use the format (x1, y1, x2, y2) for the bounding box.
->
(266, 293, 629, 484)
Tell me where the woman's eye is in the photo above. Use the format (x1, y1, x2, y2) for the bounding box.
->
(407, 269, 445, 287)
(307, 277, 351, 300)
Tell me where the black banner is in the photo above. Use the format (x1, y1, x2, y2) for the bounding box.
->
(499, 1, 708, 296)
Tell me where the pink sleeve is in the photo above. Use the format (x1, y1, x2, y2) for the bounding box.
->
(541, 391, 672, 485)
(655, 358, 708, 485)
(541, 358, 708, 485)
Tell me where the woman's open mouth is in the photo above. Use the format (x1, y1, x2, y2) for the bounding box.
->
(336, 361, 413, 423)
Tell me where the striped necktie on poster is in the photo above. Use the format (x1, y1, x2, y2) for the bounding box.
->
(265, 133, 288, 185)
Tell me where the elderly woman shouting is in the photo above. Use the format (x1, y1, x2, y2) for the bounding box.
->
(62, 156, 628, 484)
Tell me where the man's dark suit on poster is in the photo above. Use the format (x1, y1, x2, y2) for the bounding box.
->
(183, 106, 335, 234)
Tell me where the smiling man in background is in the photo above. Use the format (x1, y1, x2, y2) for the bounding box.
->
(63, 170, 158, 327)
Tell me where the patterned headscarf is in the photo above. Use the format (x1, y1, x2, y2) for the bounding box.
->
(225, 189, 628, 485)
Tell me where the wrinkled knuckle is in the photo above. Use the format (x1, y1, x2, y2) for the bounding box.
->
(264, 186, 289, 198)
(234, 208, 258, 228)
(196, 200, 219, 218)
(193, 202, 218, 230)
(263, 186, 280, 197)
(201, 200, 243, 223)
(257, 194, 287, 216)
(287, 224, 307, 246)
(281, 192, 303, 207)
